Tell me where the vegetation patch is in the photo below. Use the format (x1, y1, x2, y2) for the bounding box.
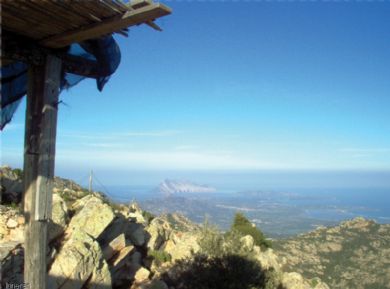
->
(142, 210, 155, 224)
(163, 253, 284, 289)
(148, 249, 172, 265)
(231, 212, 272, 250)
(11, 168, 23, 179)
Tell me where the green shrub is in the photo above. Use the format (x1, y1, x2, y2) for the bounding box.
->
(162, 253, 284, 289)
(6, 202, 20, 211)
(12, 168, 23, 179)
(198, 219, 225, 257)
(198, 217, 265, 258)
(231, 212, 272, 250)
(142, 210, 155, 224)
(148, 249, 172, 265)
(311, 279, 319, 288)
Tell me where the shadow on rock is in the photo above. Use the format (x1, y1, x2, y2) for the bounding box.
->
(162, 253, 285, 289)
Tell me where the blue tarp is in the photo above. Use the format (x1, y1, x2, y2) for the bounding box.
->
(1, 35, 121, 130)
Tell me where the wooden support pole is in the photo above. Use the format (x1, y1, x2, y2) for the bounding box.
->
(23, 54, 62, 289)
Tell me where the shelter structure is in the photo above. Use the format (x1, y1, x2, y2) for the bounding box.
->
(0, 1, 171, 288)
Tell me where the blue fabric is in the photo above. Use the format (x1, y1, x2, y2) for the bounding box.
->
(1, 62, 28, 129)
(1, 35, 121, 130)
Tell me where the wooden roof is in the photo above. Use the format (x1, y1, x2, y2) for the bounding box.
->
(1, 0, 171, 49)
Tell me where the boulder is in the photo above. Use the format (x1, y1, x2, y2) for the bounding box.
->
(133, 279, 169, 289)
(110, 245, 135, 269)
(66, 196, 114, 239)
(255, 248, 281, 270)
(134, 267, 151, 283)
(281, 272, 311, 289)
(102, 233, 127, 261)
(240, 235, 254, 251)
(125, 251, 143, 279)
(8, 227, 24, 243)
(145, 280, 169, 289)
(87, 255, 112, 289)
(48, 193, 69, 242)
(146, 218, 171, 250)
(48, 230, 112, 289)
(128, 223, 147, 246)
(164, 232, 199, 261)
(17, 216, 25, 225)
(6, 218, 18, 229)
(99, 216, 129, 245)
(52, 193, 69, 225)
(129, 211, 146, 224)
(0, 213, 8, 240)
(128, 250, 143, 269)
(0, 206, 24, 243)
(0, 166, 23, 203)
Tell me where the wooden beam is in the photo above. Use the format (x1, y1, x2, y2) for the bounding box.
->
(1, 32, 104, 78)
(41, 3, 172, 48)
(23, 54, 62, 289)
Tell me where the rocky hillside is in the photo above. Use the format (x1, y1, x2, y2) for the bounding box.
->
(0, 166, 329, 289)
(0, 165, 86, 204)
(274, 217, 390, 289)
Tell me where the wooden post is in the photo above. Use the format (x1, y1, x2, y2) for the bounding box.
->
(89, 170, 93, 193)
(23, 54, 62, 289)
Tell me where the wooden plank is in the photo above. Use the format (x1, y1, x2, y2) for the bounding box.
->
(8, 1, 71, 32)
(57, 2, 103, 23)
(130, 0, 153, 9)
(23, 54, 62, 289)
(40, 3, 172, 48)
(2, 5, 58, 37)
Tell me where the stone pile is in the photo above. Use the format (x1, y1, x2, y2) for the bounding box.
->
(0, 190, 181, 289)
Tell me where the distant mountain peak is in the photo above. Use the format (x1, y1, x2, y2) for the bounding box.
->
(158, 179, 216, 196)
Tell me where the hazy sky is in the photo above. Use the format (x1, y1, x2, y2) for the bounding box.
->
(2, 2, 390, 178)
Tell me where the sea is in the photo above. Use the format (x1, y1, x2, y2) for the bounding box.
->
(93, 170, 390, 237)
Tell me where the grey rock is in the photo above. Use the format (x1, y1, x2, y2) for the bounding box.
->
(66, 195, 114, 239)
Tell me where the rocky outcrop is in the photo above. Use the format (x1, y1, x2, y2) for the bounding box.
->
(67, 195, 115, 239)
(275, 217, 390, 289)
(0, 166, 23, 204)
(281, 273, 330, 289)
(164, 232, 199, 261)
(0, 205, 24, 243)
(48, 230, 111, 289)
(0, 242, 24, 286)
(146, 217, 172, 250)
(48, 193, 69, 242)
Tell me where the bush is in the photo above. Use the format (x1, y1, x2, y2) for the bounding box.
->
(148, 249, 171, 265)
(198, 219, 225, 257)
(198, 217, 265, 258)
(163, 253, 284, 289)
(311, 279, 319, 288)
(5, 202, 20, 211)
(142, 210, 155, 224)
(231, 212, 272, 250)
(12, 168, 23, 179)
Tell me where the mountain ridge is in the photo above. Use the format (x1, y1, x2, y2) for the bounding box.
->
(157, 179, 217, 196)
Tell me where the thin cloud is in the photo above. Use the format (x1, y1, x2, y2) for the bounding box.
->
(339, 148, 390, 154)
(82, 143, 124, 148)
(118, 130, 182, 137)
(59, 130, 182, 140)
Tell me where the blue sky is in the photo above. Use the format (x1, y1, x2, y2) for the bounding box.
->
(2, 2, 390, 183)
